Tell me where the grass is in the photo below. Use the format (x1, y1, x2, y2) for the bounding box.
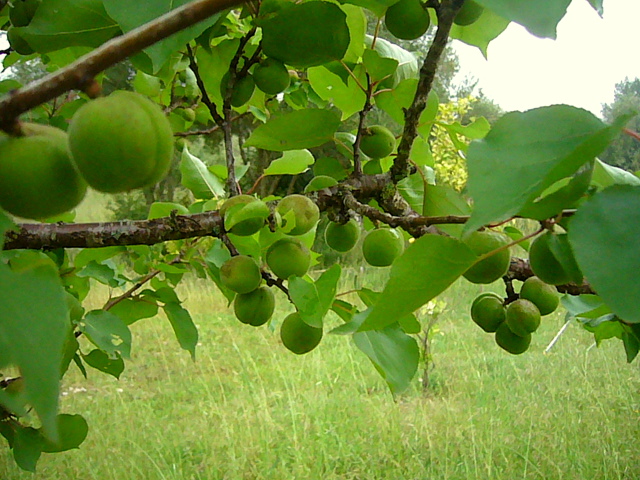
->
(1, 272, 638, 479)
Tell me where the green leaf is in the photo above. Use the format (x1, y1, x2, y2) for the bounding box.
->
(261, 1, 350, 68)
(103, 0, 223, 72)
(163, 302, 198, 360)
(245, 109, 341, 151)
(82, 349, 124, 379)
(0, 262, 67, 441)
(591, 158, 640, 190)
(308, 66, 367, 120)
(81, 310, 132, 359)
(422, 185, 471, 236)
(341, 4, 366, 63)
(363, 48, 398, 84)
(180, 147, 225, 199)
(465, 106, 625, 234)
(74, 247, 126, 269)
(264, 150, 315, 176)
(622, 326, 640, 363)
(359, 235, 476, 331)
(476, 0, 570, 38)
(289, 265, 341, 328)
(13, 427, 43, 472)
(568, 185, 640, 323)
(375, 79, 417, 124)
(449, 8, 510, 57)
(77, 260, 122, 288)
(41, 414, 89, 453)
(195, 39, 240, 109)
(353, 323, 419, 394)
(440, 116, 491, 140)
(586, 0, 603, 16)
(148, 202, 190, 220)
(108, 298, 158, 325)
(19, 0, 119, 53)
(561, 294, 611, 319)
(365, 35, 418, 86)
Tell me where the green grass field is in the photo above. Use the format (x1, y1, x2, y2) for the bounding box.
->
(1, 273, 639, 479)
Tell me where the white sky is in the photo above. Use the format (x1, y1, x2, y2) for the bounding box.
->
(452, 1, 640, 118)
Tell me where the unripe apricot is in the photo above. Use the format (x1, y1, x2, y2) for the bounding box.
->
(220, 194, 266, 236)
(362, 228, 405, 267)
(0, 123, 87, 220)
(234, 286, 275, 326)
(254, 58, 290, 95)
(495, 322, 531, 355)
(280, 312, 323, 354)
(220, 255, 262, 294)
(454, 0, 484, 26)
(519, 276, 559, 316)
(68, 91, 173, 193)
(462, 231, 511, 284)
(360, 125, 396, 159)
(266, 237, 311, 279)
(385, 0, 430, 40)
(470, 292, 505, 333)
(276, 194, 320, 236)
(325, 219, 360, 253)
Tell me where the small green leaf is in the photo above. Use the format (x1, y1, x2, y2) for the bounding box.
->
(41, 414, 88, 453)
(261, 1, 350, 67)
(163, 302, 198, 360)
(245, 109, 341, 151)
(359, 235, 476, 331)
(591, 158, 640, 189)
(82, 350, 124, 379)
(289, 277, 323, 328)
(365, 35, 418, 86)
(81, 311, 132, 359)
(622, 326, 640, 363)
(108, 298, 158, 325)
(476, 0, 570, 38)
(363, 48, 398, 84)
(77, 260, 122, 287)
(308, 66, 367, 120)
(13, 427, 43, 472)
(449, 7, 510, 57)
(341, 4, 366, 63)
(353, 323, 419, 394)
(148, 202, 189, 220)
(264, 150, 315, 176)
(568, 185, 640, 323)
(180, 147, 225, 199)
(74, 247, 126, 269)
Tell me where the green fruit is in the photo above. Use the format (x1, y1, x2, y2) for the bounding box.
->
(9, 0, 41, 27)
(280, 312, 323, 354)
(470, 293, 505, 333)
(253, 58, 291, 95)
(220, 73, 255, 108)
(276, 194, 320, 235)
(495, 322, 531, 355)
(176, 107, 196, 122)
(462, 231, 511, 284)
(363, 159, 382, 175)
(0, 123, 87, 220)
(220, 255, 262, 294)
(234, 286, 275, 326)
(68, 91, 173, 193)
(325, 219, 361, 253)
(304, 175, 338, 193)
(529, 232, 580, 286)
(220, 195, 266, 236)
(360, 125, 396, 159)
(7, 28, 34, 55)
(362, 228, 405, 267)
(385, 0, 430, 40)
(266, 237, 311, 279)
(454, 0, 484, 26)
(519, 276, 559, 316)
(505, 299, 541, 337)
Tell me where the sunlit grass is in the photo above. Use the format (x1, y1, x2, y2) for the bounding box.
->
(1, 274, 639, 479)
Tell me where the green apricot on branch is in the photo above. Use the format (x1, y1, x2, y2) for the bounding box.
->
(220, 255, 262, 294)
(462, 230, 511, 284)
(276, 194, 320, 236)
(220, 73, 255, 108)
(362, 228, 405, 267)
(325, 219, 361, 253)
(519, 276, 559, 316)
(0, 123, 87, 220)
(495, 322, 531, 355)
(220, 194, 267, 236)
(529, 231, 582, 286)
(505, 299, 541, 337)
(470, 293, 505, 333)
(266, 237, 311, 279)
(253, 58, 291, 95)
(453, 0, 484, 26)
(359, 125, 396, 159)
(234, 286, 275, 326)
(280, 312, 323, 355)
(384, 0, 430, 41)
(68, 91, 173, 193)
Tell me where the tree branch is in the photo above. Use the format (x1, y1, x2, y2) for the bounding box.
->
(0, 0, 246, 131)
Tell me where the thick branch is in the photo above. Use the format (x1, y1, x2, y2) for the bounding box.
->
(390, 0, 463, 181)
(0, 0, 246, 130)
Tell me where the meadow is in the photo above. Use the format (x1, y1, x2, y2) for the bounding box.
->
(1, 269, 639, 480)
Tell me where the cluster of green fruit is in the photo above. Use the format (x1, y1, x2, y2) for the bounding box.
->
(384, 0, 484, 41)
(471, 276, 560, 354)
(221, 56, 292, 108)
(0, 90, 174, 220)
(218, 193, 323, 354)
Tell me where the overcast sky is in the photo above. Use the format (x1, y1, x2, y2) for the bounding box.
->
(452, 1, 640, 118)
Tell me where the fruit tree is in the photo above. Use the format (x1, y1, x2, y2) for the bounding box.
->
(0, 0, 639, 472)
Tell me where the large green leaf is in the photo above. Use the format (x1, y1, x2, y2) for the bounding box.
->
(19, 0, 119, 53)
(358, 235, 476, 331)
(0, 262, 67, 441)
(365, 35, 418, 87)
(308, 66, 367, 120)
(81, 310, 132, 359)
(568, 185, 640, 323)
(353, 323, 419, 394)
(260, 1, 350, 68)
(465, 106, 627, 234)
(103, 0, 223, 72)
(477, 0, 571, 38)
(244, 109, 341, 151)
(180, 147, 225, 199)
(41, 414, 89, 453)
(449, 8, 510, 57)
(264, 150, 315, 176)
